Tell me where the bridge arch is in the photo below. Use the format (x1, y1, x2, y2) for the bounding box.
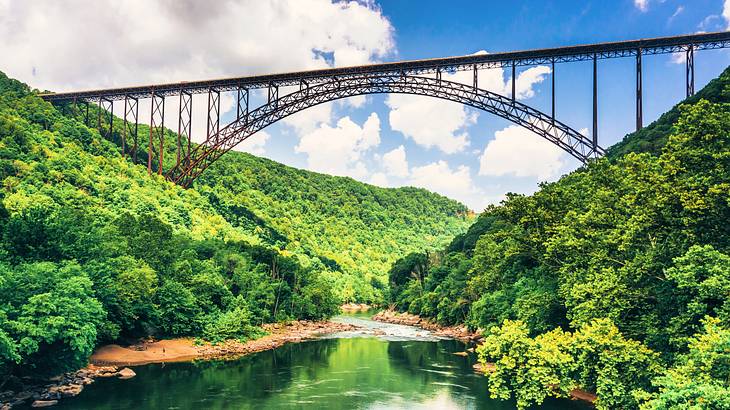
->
(168, 74, 605, 187)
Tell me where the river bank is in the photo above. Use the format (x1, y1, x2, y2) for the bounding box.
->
(374, 310, 597, 406)
(372, 309, 483, 342)
(1, 320, 358, 409)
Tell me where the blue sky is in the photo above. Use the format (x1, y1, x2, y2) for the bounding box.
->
(2, 0, 729, 210)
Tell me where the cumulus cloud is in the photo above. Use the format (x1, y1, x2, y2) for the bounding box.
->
(0, 0, 395, 144)
(239, 130, 270, 156)
(409, 160, 486, 210)
(381, 145, 409, 178)
(634, 0, 649, 12)
(384, 51, 550, 154)
(295, 113, 380, 179)
(724, 0, 730, 28)
(386, 94, 474, 154)
(479, 125, 566, 181)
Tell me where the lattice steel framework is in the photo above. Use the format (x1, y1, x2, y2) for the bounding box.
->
(39, 31, 730, 103)
(148, 93, 165, 175)
(38, 31, 730, 183)
(123, 95, 139, 159)
(177, 90, 193, 169)
(167, 75, 603, 187)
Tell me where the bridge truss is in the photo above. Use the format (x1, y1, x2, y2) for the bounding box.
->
(39, 31, 730, 185)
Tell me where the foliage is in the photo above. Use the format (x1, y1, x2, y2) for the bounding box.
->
(390, 67, 730, 406)
(0, 69, 461, 381)
(479, 319, 660, 410)
(203, 296, 267, 343)
(639, 317, 730, 409)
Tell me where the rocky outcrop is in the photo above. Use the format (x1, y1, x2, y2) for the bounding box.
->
(0, 365, 120, 408)
(372, 310, 483, 342)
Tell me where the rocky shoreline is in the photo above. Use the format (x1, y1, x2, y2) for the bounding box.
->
(372, 309, 483, 342)
(0, 320, 358, 408)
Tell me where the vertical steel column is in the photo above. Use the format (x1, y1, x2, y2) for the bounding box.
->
(511, 62, 516, 101)
(592, 53, 598, 149)
(84, 101, 89, 126)
(436, 68, 442, 84)
(177, 90, 192, 168)
(268, 83, 279, 109)
(236, 86, 249, 123)
(148, 92, 165, 175)
(98, 97, 114, 138)
(206, 88, 220, 142)
(123, 95, 139, 160)
(472, 65, 478, 90)
(636, 48, 643, 131)
(686, 45, 695, 97)
(551, 60, 555, 122)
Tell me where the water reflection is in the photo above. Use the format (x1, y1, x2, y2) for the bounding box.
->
(53, 314, 588, 409)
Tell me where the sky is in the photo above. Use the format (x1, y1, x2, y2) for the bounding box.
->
(1, 0, 729, 211)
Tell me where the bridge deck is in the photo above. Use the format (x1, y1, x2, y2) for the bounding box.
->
(39, 31, 730, 102)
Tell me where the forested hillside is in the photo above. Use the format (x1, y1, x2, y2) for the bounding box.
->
(0, 70, 467, 381)
(196, 154, 469, 302)
(388, 67, 730, 409)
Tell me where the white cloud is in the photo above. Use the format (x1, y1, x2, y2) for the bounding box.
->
(724, 0, 730, 28)
(479, 125, 566, 181)
(670, 51, 686, 65)
(0, 0, 395, 143)
(514, 66, 552, 99)
(634, 0, 649, 12)
(381, 145, 409, 178)
(668, 6, 684, 23)
(239, 130, 269, 155)
(295, 113, 380, 179)
(369, 172, 390, 187)
(409, 160, 486, 211)
(386, 94, 474, 154)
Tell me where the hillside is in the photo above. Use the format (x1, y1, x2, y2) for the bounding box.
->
(0, 69, 467, 380)
(388, 68, 730, 408)
(196, 153, 469, 301)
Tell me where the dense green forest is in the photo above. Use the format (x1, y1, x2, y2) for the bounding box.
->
(388, 67, 730, 409)
(0, 70, 467, 381)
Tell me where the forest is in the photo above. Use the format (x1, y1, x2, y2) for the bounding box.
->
(0, 70, 467, 382)
(387, 67, 730, 409)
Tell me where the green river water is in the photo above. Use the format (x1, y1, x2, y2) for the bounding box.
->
(51, 312, 588, 409)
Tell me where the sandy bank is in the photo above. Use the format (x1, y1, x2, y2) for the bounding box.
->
(91, 320, 358, 366)
(339, 303, 372, 312)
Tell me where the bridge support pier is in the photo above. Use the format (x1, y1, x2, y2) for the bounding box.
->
(268, 83, 279, 108)
(237, 86, 249, 123)
(207, 88, 220, 142)
(511, 62, 516, 101)
(636, 48, 643, 131)
(177, 90, 192, 169)
(686, 46, 695, 97)
(123, 95, 139, 160)
(148, 92, 165, 175)
(551, 60, 555, 122)
(592, 54, 598, 149)
(97, 97, 114, 139)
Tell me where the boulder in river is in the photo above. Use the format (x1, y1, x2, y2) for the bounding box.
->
(117, 368, 136, 380)
(31, 400, 58, 408)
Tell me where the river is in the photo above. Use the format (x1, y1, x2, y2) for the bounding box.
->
(51, 312, 588, 409)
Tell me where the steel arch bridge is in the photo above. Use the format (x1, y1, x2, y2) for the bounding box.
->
(39, 31, 730, 187)
(172, 75, 600, 187)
